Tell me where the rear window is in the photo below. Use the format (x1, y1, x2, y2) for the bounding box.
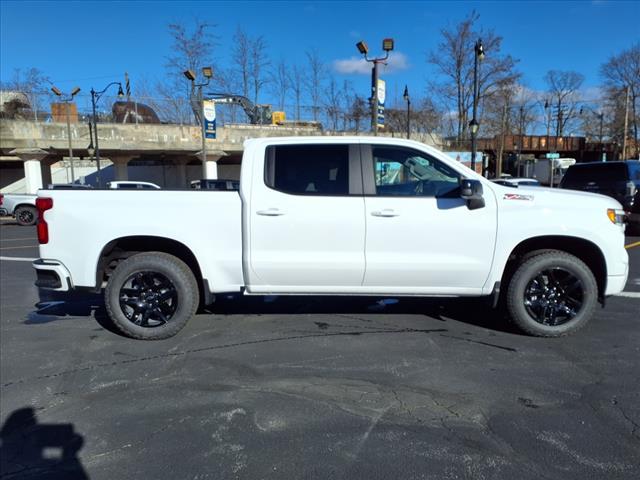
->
(265, 145, 349, 195)
(562, 163, 629, 186)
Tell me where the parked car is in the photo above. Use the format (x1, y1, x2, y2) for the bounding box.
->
(628, 189, 640, 235)
(0, 193, 37, 226)
(492, 178, 541, 188)
(560, 161, 640, 231)
(106, 181, 161, 190)
(33, 137, 628, 340)
(47, 184, 93, 190)
(190, 179, 239, 191)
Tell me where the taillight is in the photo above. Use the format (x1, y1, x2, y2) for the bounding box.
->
(36, 197, 53, 244)
(0, 194, 4, 205)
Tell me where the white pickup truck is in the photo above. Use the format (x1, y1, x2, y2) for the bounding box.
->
(33, 137, 629, 340)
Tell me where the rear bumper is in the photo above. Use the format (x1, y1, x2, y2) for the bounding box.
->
(33, 259, 72, 292)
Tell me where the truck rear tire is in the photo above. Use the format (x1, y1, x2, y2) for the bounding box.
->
(15, 205, 37, 226)
(506, 251, 598, 337)
(104, 252, 199, 340)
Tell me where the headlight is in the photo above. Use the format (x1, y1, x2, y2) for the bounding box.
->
(607, 208, 626, 225)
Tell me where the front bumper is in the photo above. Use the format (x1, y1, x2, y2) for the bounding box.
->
(33, 259, 72, 292)
(605, 265, 629, 296)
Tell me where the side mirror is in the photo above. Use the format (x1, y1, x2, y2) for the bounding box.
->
(460, 179, 485, 210)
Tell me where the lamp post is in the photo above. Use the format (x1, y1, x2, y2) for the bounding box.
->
(51, 86, 81, 183)
(403, 85, 410, 139)
(184, 67, 213, 178)
(470, 39, 485, 173)
(90, 82, 124, 187)
(356, 38, 394, 135)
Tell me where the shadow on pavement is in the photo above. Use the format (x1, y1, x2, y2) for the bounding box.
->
(28, 288, 520, 335)
(0, 407, 88, 480)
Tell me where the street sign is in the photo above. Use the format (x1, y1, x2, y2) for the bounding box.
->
(546, 153, 560, 159)
(203, 99, 216, 139)
(376, 79, 385, 128)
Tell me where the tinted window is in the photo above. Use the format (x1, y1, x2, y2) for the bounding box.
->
(265, 145, 349, 195)
(117, 184, 139, 189)
(561, 163, 629, 187)
(372, 146, 460, 197)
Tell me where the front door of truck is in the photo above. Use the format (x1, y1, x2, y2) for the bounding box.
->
(247, 143, 366, 293)
(362, 144, 497, 293)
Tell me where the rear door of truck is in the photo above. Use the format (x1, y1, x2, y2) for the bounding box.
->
(245, 141, 365, 293)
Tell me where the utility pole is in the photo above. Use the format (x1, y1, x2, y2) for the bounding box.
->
(497, 104, 507, 178)
(622, 85, 630, 160)
(599, 112, 604, 161)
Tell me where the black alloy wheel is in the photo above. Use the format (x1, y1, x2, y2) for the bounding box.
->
(523, 268, 584, 326)
(105, 252, 199, 340)
(506, 250, 598, 337)
(119, 271, 178, 328)
(15, 206, 37, 226)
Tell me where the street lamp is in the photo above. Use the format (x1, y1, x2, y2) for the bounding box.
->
(470, 39, 484, 172)
(90, 82, 124, 187)
(51, 85, 81, 183)
(184, 67, 213, 178)
(403, 85, 410, 139)
(356, 37, 394, 135)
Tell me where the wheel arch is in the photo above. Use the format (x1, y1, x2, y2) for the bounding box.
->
(95, 235, 213, 306)
(501, 235, 607, 302)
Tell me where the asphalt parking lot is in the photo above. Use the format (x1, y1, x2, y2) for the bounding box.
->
(1, 219, 639, 480)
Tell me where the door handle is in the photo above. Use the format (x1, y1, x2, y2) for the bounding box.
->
(371, 209, 399, 217)
(257, 208, 285, 216)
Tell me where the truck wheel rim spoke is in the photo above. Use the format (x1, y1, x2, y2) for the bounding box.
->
(119, 271, 178, 328)
(18, 211, 33, 223)
(523, 268, 584, 326)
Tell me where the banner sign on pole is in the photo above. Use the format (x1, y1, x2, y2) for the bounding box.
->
(376, 79, 386, 129)
(203, 99, 216, 139)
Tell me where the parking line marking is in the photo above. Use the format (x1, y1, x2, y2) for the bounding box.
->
(0, 245, 38, 250)
(0, 256, 36, 262)
(625, 241, 640, 249)
(0, 237, 36, 242)
(615, 291, 640, 298)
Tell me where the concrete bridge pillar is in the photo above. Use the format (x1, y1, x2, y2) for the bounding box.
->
(201, 152, 226, 180)
(110, 156, 134, 181)
(173, 158, 189, 188)
(9, 148, 49, 193)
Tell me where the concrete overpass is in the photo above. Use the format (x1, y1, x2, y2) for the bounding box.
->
(0, 119, 443, 192)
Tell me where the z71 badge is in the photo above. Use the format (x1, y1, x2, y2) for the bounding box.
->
(504, 193, 534, 201)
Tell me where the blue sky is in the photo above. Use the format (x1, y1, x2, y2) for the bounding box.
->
(1, 0, 639, 109)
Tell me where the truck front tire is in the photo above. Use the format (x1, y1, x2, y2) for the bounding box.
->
(506, 251, 598, 337)
(104, 252, 199, 340)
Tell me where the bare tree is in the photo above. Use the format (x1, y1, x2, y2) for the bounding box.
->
(428, 11, 519, 140)
(324, 77, 342, 130)
(348, 95, 368, 133)
(271, 59, 289, 111)
(340, 80, 354, 130)
(544, 70, 584, 136)
(289, 65, 304, 120)
(600, 43, 640, 157)
(250, 35, 270, 104)
(304, 49, 326, 122)
(1, 67, 52, 119)
(163, 20, 218, 124)
(232, 26, 251, 99)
